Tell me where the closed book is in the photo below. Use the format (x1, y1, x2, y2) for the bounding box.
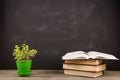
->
(64, 69, 103, 77)
(64, 60, 103, 65)
(63, 63, 106, 72)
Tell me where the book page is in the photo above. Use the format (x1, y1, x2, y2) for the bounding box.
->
(87, 51, 119, 60)
(62, 51, 89, 60)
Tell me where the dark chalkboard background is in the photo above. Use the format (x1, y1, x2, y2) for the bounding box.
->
(0, 0, 120, 70)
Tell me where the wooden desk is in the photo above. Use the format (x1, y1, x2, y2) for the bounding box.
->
(0, 70, 120, 80)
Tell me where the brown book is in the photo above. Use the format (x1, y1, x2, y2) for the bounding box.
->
(63, 63, 106, 72)
(64, 60, 103, 65)
(64, 69, 103, 77)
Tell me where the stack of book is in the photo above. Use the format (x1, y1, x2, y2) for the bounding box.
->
(63, 59, 106, 77)
(62, 51, 118, 77)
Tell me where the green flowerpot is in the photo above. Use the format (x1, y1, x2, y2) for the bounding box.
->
(16, 60, 32, 76)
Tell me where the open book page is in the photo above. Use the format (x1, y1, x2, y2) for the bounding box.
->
(62, 51, 89, 60)
(87, 51, 119, 60)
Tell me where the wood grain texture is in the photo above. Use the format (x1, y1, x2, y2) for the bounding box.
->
(0, 70, 120, 80)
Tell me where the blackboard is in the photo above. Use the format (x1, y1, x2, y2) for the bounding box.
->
(0, 0, 120, 70)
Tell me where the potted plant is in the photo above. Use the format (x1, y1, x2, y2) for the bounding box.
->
(12, 44, 37, 76)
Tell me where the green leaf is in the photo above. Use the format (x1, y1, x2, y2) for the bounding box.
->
(12, 44, 38, 61)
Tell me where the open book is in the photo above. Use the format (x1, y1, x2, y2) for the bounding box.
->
(62, 51, 119, 60)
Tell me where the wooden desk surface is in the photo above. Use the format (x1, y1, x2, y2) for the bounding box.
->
(0, 70, 120, 80)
